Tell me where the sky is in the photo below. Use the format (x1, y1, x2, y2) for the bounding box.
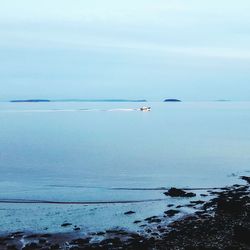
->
(0, 0, 250, 101)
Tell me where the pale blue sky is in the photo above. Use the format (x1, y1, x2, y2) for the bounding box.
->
(1, 0, 250, 100)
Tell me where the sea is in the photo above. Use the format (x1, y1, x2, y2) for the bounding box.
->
(0, 101, 249, 234)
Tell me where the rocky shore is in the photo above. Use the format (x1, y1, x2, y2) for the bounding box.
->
(0, 176, 249, 250)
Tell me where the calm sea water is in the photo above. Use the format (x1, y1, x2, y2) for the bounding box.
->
(0, 102, 249, 203)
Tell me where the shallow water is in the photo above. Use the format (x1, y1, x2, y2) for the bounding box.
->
(0, 101, 249, 233)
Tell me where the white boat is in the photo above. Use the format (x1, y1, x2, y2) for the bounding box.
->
(140, 107, 151, 112)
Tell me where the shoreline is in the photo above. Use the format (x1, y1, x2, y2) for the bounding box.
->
(0, 176, 249, 249)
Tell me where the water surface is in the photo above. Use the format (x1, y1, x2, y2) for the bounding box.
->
(0, 101, 249, 203)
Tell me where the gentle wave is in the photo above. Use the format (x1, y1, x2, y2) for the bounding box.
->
(0, 198, 165, 205)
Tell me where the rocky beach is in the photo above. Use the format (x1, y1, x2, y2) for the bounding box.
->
(1, 0, 250, 247)
(0, 176, 249, 250)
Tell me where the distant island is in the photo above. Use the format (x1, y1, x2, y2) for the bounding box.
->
(11, 99, 51, 103)
(10, 99, 147, 103)
(53, 99, 147, 102)
(164, 99, 181, 102)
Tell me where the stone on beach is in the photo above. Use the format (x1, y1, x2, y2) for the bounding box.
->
(217, 198, 245, 214)
(61, 223, 72, 227)
(241, 176, 250, 184)
(124, 211, 136, 215)
(164, 187, 196, 197)
(164, 209, 180, 217)
(233, 225, 250, 245)
(133, 220, 141, 224)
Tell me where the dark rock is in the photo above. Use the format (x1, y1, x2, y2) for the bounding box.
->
(164, 188, 196, 197)
(134, 220, 141, 224)
(145, 216, 158, 221)
(7, 245, 18, 250)
(224, 247, 241, 250)
(149, 218, 161, 223)
(110, 237, 122, 245)
(167, 204, 174, 207)
(95, 231, 105, 236)
(0, 236, 6, 243)
(61, 223, 72, 227)
(241, 176, 250, 184)
(185, 203, 195, 207)
(158, 228, 166, 233)
(25, 234, 39, 238)
(38, 238, 47, 244)
(164, 187, 186, 196)
(124, 210, 136, 215)
(195, 211, 204, 215)
(71, 238, 90, 245)
(164, 209, 180, 217)
(11, 232, 24, 237)
(217, 198, 244, 214)
(185, 192, 197, 197)
(145, 216, 161, 223)
(151, 232, 159, 236)
(233, 225, 250, 245)
(104, 238, 120, 246)
(41, 234, 51, 238)
(164, 99, 181, 102)
(233, 184, 241, 187)
(50, 244, 60, 249)
(201, 194, 208, 197)
(69, 247, 82, 250)
(105, 229, 128, 235)
(190, 200, 205, 205)
(99, 237, 122, 246)
(22, 242, 40, 250)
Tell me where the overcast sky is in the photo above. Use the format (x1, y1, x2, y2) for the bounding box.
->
(1, 0, 250, 101)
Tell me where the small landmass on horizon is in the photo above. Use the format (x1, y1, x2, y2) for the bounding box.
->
(10, 99, 51, 103)
(10, 99, 147, 103)
(164, 99, 182, 102)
